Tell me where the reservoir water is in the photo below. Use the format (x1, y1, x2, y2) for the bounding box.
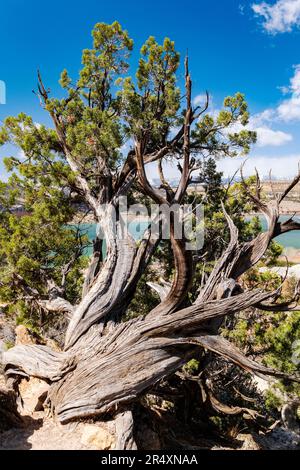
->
(79, 215, 300, 252)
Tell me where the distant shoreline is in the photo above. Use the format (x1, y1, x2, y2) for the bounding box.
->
(70, 208, 300, 263)
(71, 200, 300, 225)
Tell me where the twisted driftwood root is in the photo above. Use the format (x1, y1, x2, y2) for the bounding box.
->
(2, 289, 298, 423)
(115, 410, 137, 450)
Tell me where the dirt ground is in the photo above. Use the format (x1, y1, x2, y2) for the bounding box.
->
(0, 376, 116, 450)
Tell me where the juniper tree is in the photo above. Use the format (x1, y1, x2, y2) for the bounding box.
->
(0, 22, 300, 447)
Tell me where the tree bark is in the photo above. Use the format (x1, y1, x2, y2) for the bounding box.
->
(2, 60, 299, 449)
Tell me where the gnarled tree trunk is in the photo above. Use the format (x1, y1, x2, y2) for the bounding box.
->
(1, 63, 300, 446)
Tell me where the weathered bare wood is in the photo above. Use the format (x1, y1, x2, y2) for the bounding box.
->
(207, 392, 261, 418)
(147, 279, 172, 301)
(187, 335, 299, 382)
(1, 345, 69, 381)
(33, 288, 286, 422)
(82, 237, 103, 298)
(65, 224, 137, 349)
(197, 203, 240, 302)
(2, 68, 300, 441)
(115, 410, 138, 450)
(47, 337, 187, 422)
(174, 56, 192, 203)
(148, 233, 194, 317)
(143, 288, 274, 337)
(39, 298, 74, 317)
(3, 207, 300, 425)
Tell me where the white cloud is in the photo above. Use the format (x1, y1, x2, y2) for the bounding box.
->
(241, 65, 300, 127)
(239, 4, 246, 16)
(218, 154, 300, 179)
(277, 96, 300, 120)
(146, 159, 181, 182)
(240, 109, 292, 145)
(193, 94, 208, 107)
(19, 121, 42, 132)
(208, 85, 294, 147)
(0, 80, 6, 105)
(120, 139, 133, 156)
(145, 154, 300, 182)
(255, 126, 293, 146)
(288, 64, 300, 92)
(226, 111, 293, 147)
(278, 85, 290, 94)
(252, 0, 300, 34)
(250, 108, 275, 126)
(275, 65, 300, 121)
(17, 149, 26, 161)
(169, 126, 181, 138)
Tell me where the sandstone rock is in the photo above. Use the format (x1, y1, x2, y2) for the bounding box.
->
(19, 377, 49, 415)
(80, 424, 115, 450)
(236, 433, 261, 450)
(45, 338, 61, 352)
(15, 325, 36, 346)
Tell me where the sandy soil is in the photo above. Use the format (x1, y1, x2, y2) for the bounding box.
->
(0, 376, 116, 450)
(0, 415, 91, 450)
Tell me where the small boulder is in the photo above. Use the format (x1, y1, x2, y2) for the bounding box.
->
(19, 377, 49, 415)
(236, 433, 261, 450)
(15, 325, 36, 346)
(80, 424, 115, 450)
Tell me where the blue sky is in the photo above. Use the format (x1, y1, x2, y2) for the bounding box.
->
(1, 0, 300, 180)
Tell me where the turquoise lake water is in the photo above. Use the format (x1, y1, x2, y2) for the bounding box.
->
(252, 216, 300, 250)
(79, 216, 300, 252)
(79, 221, 151, 255)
